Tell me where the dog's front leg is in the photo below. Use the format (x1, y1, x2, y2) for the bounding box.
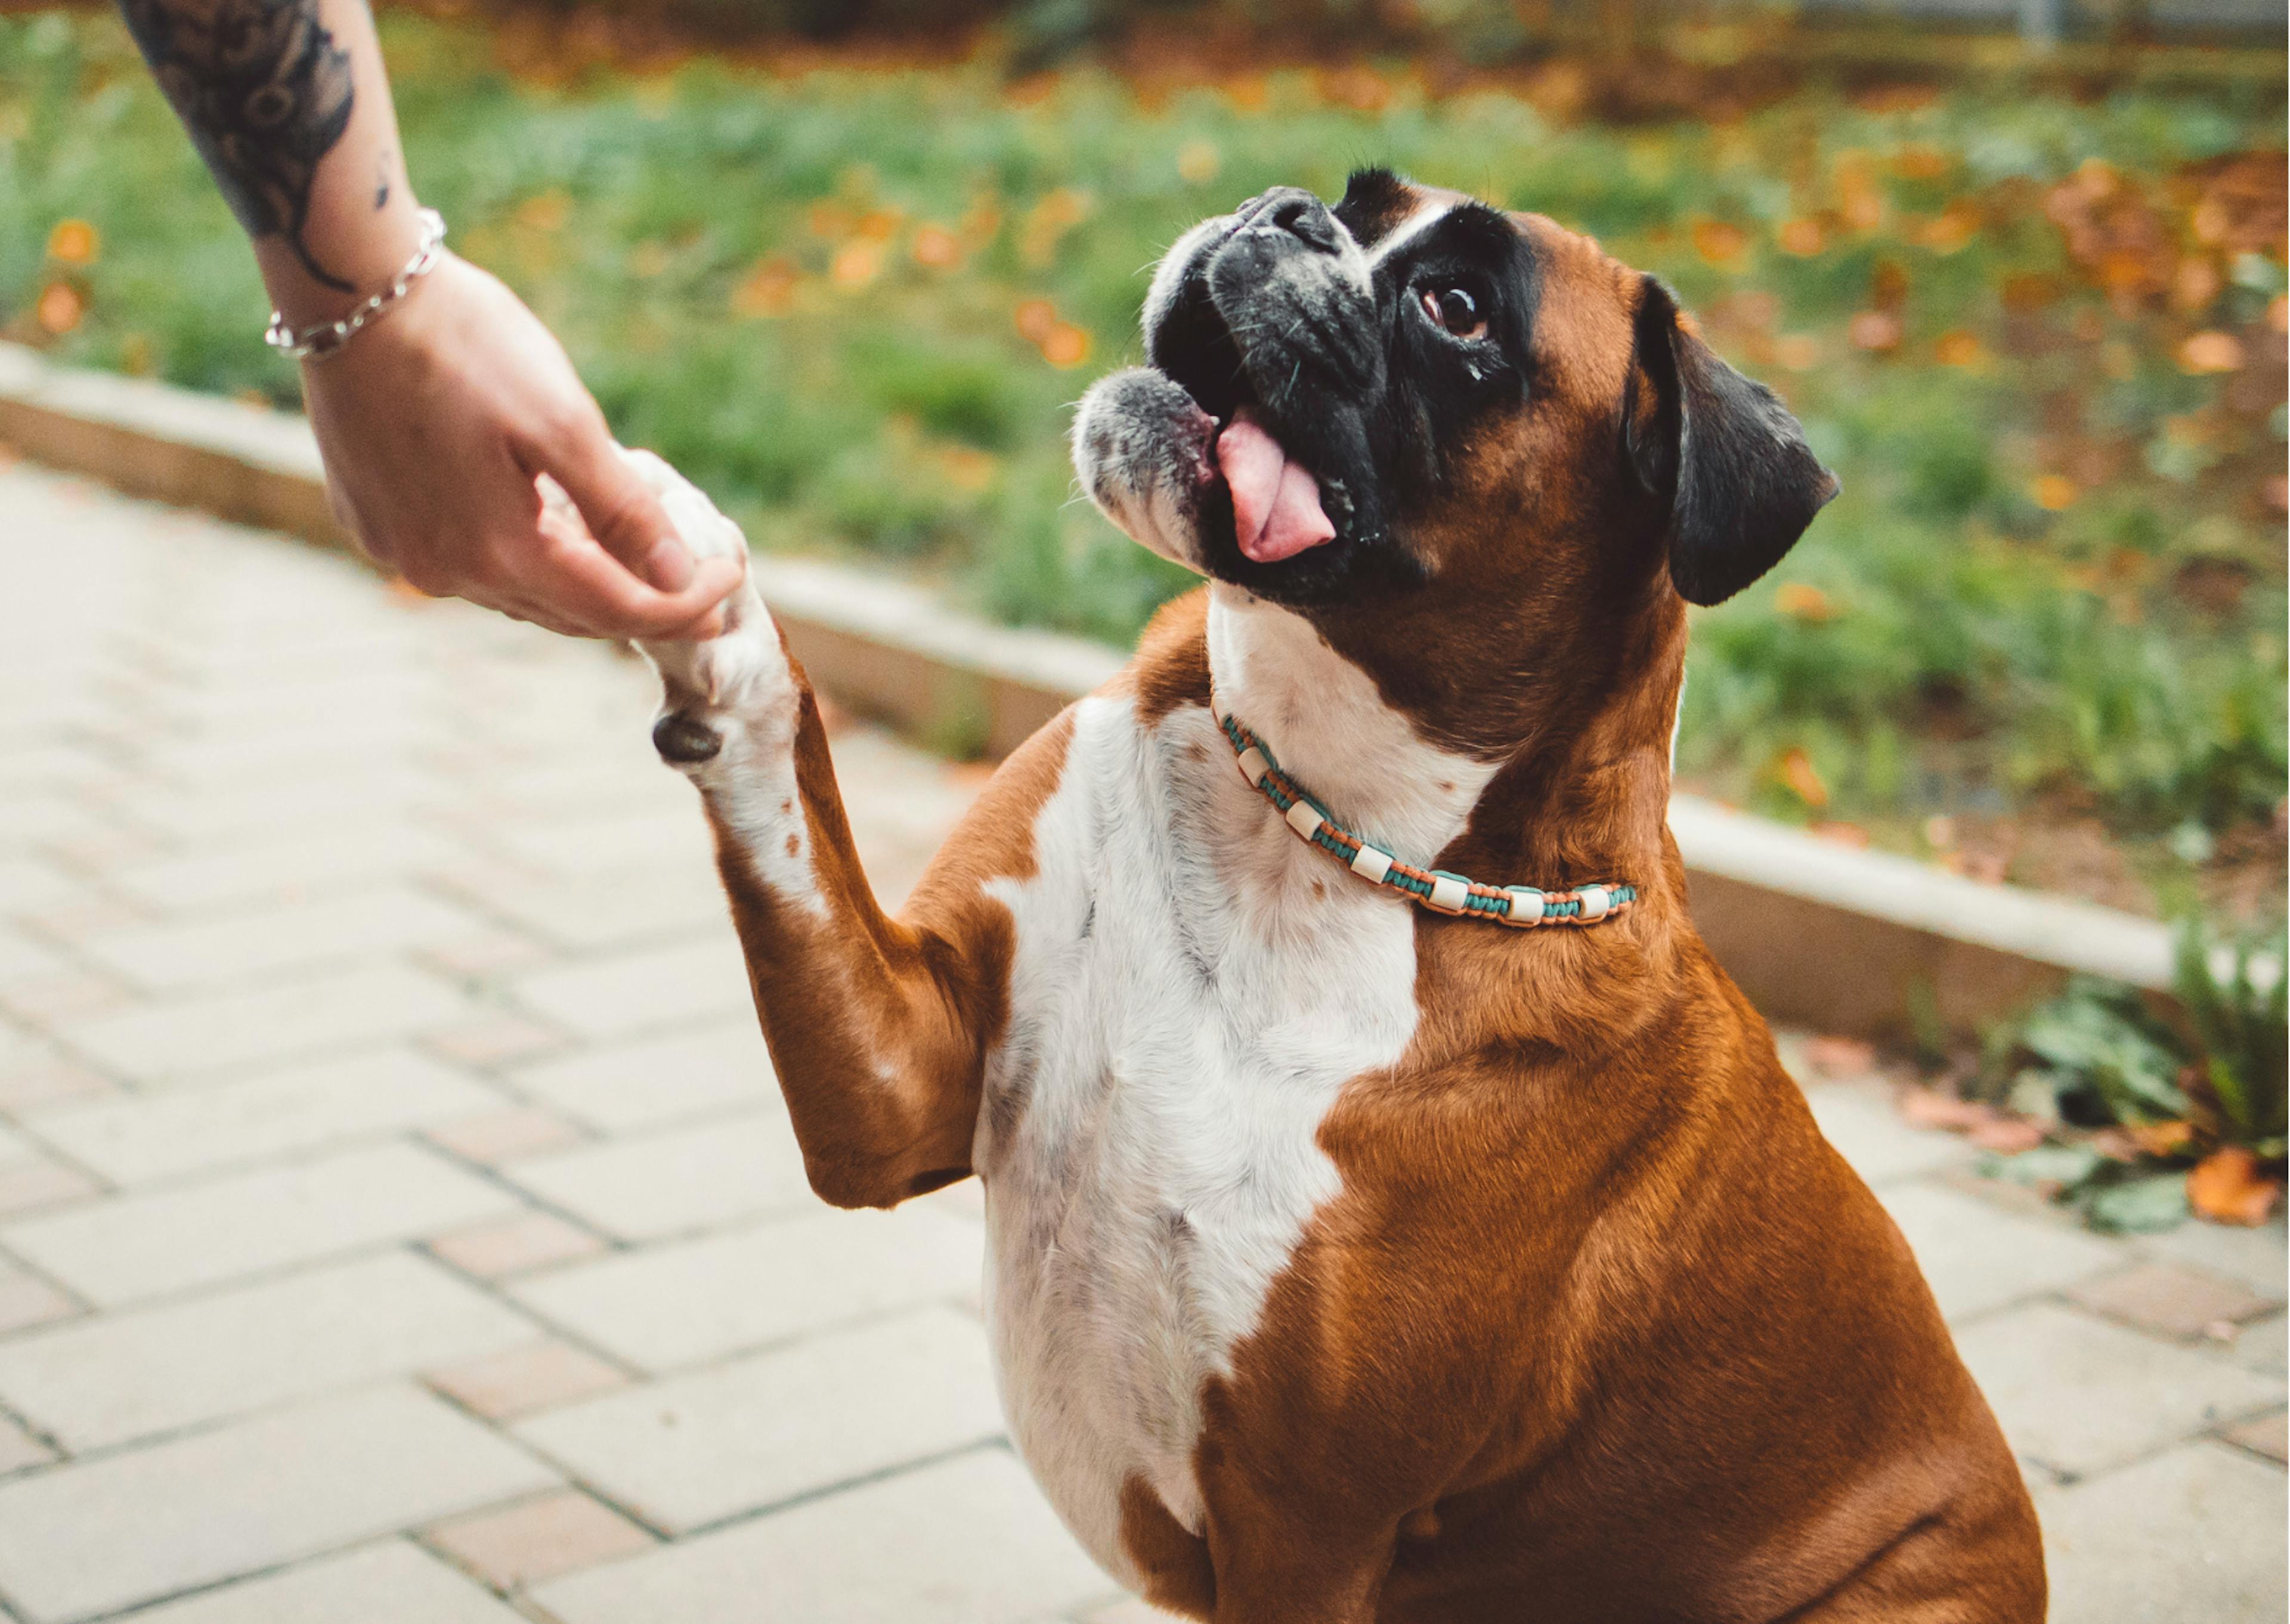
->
(623, 455, 995, 1210)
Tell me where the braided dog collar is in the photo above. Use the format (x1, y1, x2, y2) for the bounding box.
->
(1217, 712, 1637, 928)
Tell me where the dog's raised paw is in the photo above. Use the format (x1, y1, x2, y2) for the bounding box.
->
(603, 450, 797, 767)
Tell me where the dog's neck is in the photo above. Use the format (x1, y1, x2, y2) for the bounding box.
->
(1206, 588, 1497, 867)
(1203, 584, 1680, 892)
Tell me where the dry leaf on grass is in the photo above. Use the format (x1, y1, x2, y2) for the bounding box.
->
(1801, 1036, 1877, 1078)
(1969, 1117, 2047, 1154)
(2187, 1146, 2284, 1226)
(1898, 1086, 1992, 1132)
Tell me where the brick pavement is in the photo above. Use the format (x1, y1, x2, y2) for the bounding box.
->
(0, 460, 2280, 1623)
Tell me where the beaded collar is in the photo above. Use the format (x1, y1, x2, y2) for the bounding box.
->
(1217, 712, 1638, 928)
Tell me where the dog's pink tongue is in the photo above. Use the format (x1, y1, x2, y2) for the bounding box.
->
(1217, 409, 1335, 564)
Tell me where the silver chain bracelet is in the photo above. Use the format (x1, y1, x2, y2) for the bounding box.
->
(264, 208, 448, 361)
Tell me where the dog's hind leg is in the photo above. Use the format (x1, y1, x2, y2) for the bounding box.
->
(623, 451, 1072, 1211)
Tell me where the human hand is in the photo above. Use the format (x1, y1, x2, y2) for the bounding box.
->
(298, 253, 744, 640)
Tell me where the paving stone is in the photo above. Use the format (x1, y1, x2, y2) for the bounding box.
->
(481, 808, 716, 879)
(1879, 1183, 2121, 1322)
(0, 1260, 76, 1336)
(2067, 1261, 2281, 1343)
(102, 825, 463, 913)
(438, 864, 732, 953)
(530, 1449, 1109, 1624)
(426, 1212, 607, 1280)
(0, 927, 66, 989)
(2043, 1443, 2287, 1624)
(2225, 1312, 2288, 1378)
(424, 1106, 587, 1165)
(1081, 1601, 1191, 1624)
(0, 1384, 558, 1623)
(125, 1540, 528, 1624)
(501, 1113, 810, 1242)
(515, 1306, 1003, 1532)
(72, 887, 488, 992)
(425, 1340, 630, 1421)
(0, 859, 93, 919)
(2134, 1216, 2290, 1298)
(0, 1412, 54, 1476)
(422, 1014, 567, 1068)
(54, 963, 475, 1085)
(1956, 1303, 2282, 1479)
(417, 928, 555, 980)
(0, 1049, 113, 1113)
(507, 1021, 775, 1132)
(24, 1049, 501, 1184)
(1802, 1086, 1972, 1186)
(509, 1206, 982, 1371)
(0, 970, 131, 1028)
(1, 1142, 517, 1306)
(0, 1158, 101, 1219)
(423, 1489, 656, 1589)
(0, 1253, 537, 1450)
(507, 936, 753, 1043)
(2220, 1408, 2287, 1465)
(130, 773, 442, 844)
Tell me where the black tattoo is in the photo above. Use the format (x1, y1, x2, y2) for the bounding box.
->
(117, 0, 357, 290)
(375, 147, 391, 209)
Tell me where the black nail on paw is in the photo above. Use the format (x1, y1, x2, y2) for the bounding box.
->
(652, 712, 722, 764)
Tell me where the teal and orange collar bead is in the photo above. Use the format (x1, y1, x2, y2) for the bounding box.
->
(1217, 712, 1636, 928)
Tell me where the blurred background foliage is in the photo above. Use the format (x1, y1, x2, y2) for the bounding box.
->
(0, 4, 2282, 919)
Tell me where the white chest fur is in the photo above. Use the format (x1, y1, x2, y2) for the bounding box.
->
(971, 594, 1496, 1581)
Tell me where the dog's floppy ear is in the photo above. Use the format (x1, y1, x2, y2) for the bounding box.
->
(1626, 279, 1838, 607)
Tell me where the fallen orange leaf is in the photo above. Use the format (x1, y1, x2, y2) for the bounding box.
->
(2031, 475, 2079, 512)
(2127, 1119, 2195, 1157)
(1934, 329, 1982, 367)
(1775, 581, 1836, 621)
(1778, 746, 1828, 808)
(2188, 1146, 2282, 1226)
(1177, 138, 1221, 186)
(1801, 1034, 1875, 1077)
(911, 225, 963, 269)
(1969, 1117, 2046, 1154)
(1040, 321, 1092, 369)
(1776, 218, 1824, 257)
(35, 281, 82, 334)
(2178, 331, 2244, 374)
(1691, 219, 1749, 268)
(731, 257, 799, 319)
(1898, 1086, 1991, 1132)
(47, 218, 98, 264)
(1013, 297, 1057, 344)
(1848, 310, 1902, 353)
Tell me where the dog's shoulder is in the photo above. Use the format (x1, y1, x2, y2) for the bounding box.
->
(1116, 585, 1211, 727)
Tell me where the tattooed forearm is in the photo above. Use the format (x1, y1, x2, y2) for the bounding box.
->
(118, 0, 357, 290)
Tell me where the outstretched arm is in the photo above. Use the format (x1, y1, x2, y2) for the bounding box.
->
(117, 0, 742, 639)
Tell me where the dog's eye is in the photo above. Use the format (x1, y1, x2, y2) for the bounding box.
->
(1422, 286, 1486, 340)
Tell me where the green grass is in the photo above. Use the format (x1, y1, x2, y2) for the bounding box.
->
(3, 10, 2283, 899)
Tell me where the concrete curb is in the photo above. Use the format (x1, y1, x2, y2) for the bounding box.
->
(0, 341, 2178, 1037)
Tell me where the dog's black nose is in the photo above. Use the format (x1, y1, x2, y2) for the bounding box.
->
(1242, 187, 1343, 255)
(652, 712, 722, 765)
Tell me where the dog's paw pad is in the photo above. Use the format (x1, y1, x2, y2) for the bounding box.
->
(652, 711, 724, 765)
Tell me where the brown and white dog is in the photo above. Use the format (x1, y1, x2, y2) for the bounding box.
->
(635, 171, 2046, 1621)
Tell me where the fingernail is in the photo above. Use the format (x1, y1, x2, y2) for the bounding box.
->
(645, 540, 694, 592)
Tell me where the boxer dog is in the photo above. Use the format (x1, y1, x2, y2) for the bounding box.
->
(635, 171, 2045, 1621)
